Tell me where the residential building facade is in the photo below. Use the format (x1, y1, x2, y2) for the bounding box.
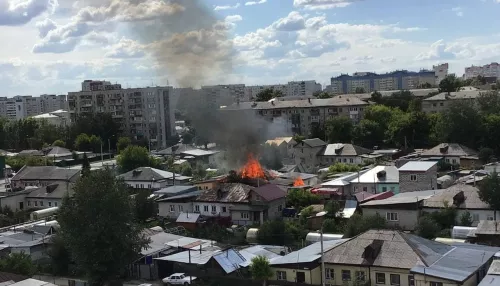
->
(294, 139, 327, 172)
(265, 137, 296, 161)
(398, 161, 438, 193)
(420, 143, 479, 168)
(433, 63, 449, 84)
(465, 62, 500, 79)
(220, 97, 368, 137)
(422, 90, 481, 113)
(330, 70, 436, 94)
(117, 167, 191, 190)
(11, 166, 80, 189)
(318, 143, 372, 166)
(201, 84, 245, 109)
(350, 165, 400, 194)
(39, 94, 66, 113)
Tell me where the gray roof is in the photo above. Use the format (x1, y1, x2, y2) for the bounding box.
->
(117, 167, 191, 182)
(181, 149, 219, 157)
(421, 143, 478, 157)
(238, 245, 283, 267)
(321, 143, 372, 157)
(350, 165, 399, 184)
(45, 147, 72, 157)
(222, 97, 368, 111)
(280, 172, 318, 180)
(26, 183, 73, 199)
(270, 239, 348, 265)
(195, 183, 286, 203)
(299, 138, 327, 148)
(156, 191, 201, 202)
(423, 90, 483, 101)
(475, 220, 500, 235)
(398, 161, 437, 172)
(213, 249, 247, 273)
(176, 213, 200, 223)
(18, 150, 44, 156)
(349, 88, 439, 100)
(141, 231, 180, 256)
(422, 185, 490, 210)
(155, 144, 196, 156)
(12, 166, 80, 182)
(154, 185, 198, 196)
(361, 189, 445, 207)
(156, 249, 221, 265)
(8, 279, 57, 286)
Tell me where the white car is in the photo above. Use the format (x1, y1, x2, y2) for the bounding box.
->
(162, 273, 197, 285)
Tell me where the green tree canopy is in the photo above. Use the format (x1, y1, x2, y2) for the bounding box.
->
(81, 152, 91, 177)
(116, 145, 160, 173)
(58, 170, 150, 285)
(286, 189, 321, 210)
(134, 190, 157, 222)
(74, 133, 91, 151)
(439, 75, 461, 94)
(416, 215, 440, 239)
(438, 101, 482, 149)
(52, 140, 66, 148)
(249, 256, 273, 286)
(257, 219, 292, 246)
(478, 172, 500, 219)
(343, 213, 386, 238)
(325, 116, 353, 143)
(314, 91, 333, 99)
(255, 89, 283, 102)
(116, 137, 131, 154)
(0, 253, 35, 276)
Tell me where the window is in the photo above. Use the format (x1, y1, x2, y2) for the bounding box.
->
(376, 273, 386, 284)
(433, 103, 437, 107)
(473, 213, 480, 222)
(325, 269, 334, 280)
(48, 202, 52, 207)
(278, 205, 283, 212)
(487, 215, 495, 221)
(430, 282, 442, 286)
(54, 202, 58, 207)
(342, 270, 351, 281)
(169, 205, 175, 212)
(40, 201, 44, 206)
(241, 212, 249, 219)
(386, 212, 398, 221)
(410, 174, 417, 181)
(349, 158, 354, 163)
(148, 184, 151, 189)
(204, 205, 209, 212)
(211, 206, 217, 212)
(276, 271, 286, 280)
(390, 274, 400, 286)
(35, 201, 38, 207)
(195, 205, 200, 212)
(222, 207, 227, 212)
(440, 102, 444, 106)
(408, 275, 415, 286)
(178, 205, 183, 212)
(27, 201, 31, 207)
(355, 271, 366, 281)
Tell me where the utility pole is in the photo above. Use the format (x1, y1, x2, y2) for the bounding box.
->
(320, 227, 325, 286)
(108, 138, 111, 160)
(100, 141, 103, 164)
(188, 249, 192, 284)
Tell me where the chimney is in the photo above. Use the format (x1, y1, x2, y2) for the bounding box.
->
(308, 98, 311, 103)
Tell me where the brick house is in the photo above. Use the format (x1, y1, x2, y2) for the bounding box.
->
(398, 161, 437, 193)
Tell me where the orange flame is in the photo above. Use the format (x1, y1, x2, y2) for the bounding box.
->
(293, 177, 305, 187)
(240, 154, 266, 179)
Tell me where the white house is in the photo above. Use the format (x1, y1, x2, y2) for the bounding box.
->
(117, 167, 191, 190)
(318, 143, 372, 166)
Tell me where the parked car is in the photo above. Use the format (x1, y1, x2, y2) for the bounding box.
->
(162, 273, 197, 285)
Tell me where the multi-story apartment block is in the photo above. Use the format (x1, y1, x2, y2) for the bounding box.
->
(39, 94, 66, 113)
(81, 80, 122, 91)
(331, 70, 436, 94)
(287, 81, 322, 97)
(244, 84, 288, 101)
(201, 84, 245, 109)
(465, 62, 500, 79)
(13, 96, 42, 119)
(0, 95, 66, 120)
(433, 63, 449, 84)
(68, 80, 175, 149)
(220, 97, 368, 137)
(0, 97, 18, 119)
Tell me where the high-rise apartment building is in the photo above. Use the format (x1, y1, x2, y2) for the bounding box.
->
(464, 62, 500, 79)
(40, 94, 66, 113)
(200, 84, 245, 109)
(244, 81, 321, 100)
(330, 70, 436, 94)
(244, 84, 288, 101)
(0, 95, 66, 120)
(433, 63, 449, 84)
(67, 80, 175, 149)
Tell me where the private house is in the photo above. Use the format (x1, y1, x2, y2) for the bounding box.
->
(421, 143, 480, 168)
(398, 161, 438, 193)
(322, 229, 495, 286)
(265, 137, 296, 160)
(117, 167, 191, 190)
(321, 172, 361, 198)
(470, 221, 500, 246)
(193, 175, 227, 191)
(179, 149, 223, 165)
(157, 190, 201, 219)
(319, 143, 372, 166)
(11, 166, 80, 189)
(193, 183, 286, 226)
(279, 172, 319, 186)
(294, 138, 327, 172)
(422, 90, 481, 113)
(360, 189, 445, 230)
(25, 183, 73, 209)
(350, 165, 399, 194)
(269, 239, 348, 285)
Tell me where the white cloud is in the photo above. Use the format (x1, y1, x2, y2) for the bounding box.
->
(271, 11, 305, 31)
(35, 18, 57, 38)
(293, 0, 361, 10)
(105, 38, 145, 58)
(214, 3, 240, 11)
(452, 7, 464, 17)
(0, 0, 58, 26)
(245, 0, 267, 6)
(225, 15, 243, 23)
(380, 57, 396, 63)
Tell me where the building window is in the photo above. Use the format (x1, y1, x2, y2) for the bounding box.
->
(204, 205, 209, 212)
(473, 213, 480, 222)
(27, 201, 31, 207)
(48, 202, 52, 207)
(355, 271, 366, 282)
(276, 271, 286, 280)
(390, 274, 400, 286)
(211, 206, 216, 212)
(410, 174, 417, 181)
(325, 269, 334, 280)
(169, 205, 174, 212)
(342, 270, 351, 281)
(40, 201, 43, 206)
(35, 201, 38, 207)
(349, 158, 354, 163)
(54, 202, 58, 207)
(222, 207, 227, 212)
(178, 205, 183, 212)
(241, 212, 249, 219)
(376, 273, 386, 284)
(408, 275, 415, 286)
(430, 282, 442, 286)
(386, 212, 399, 221)
(487, 215, 495, 221)
(195, 205, 200, 212)
(278, 205, 283, 212)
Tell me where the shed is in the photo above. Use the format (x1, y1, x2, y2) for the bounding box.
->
(175, 213, 201, 231)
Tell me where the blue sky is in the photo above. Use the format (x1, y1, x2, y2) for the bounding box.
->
(1, 0, 500, 96)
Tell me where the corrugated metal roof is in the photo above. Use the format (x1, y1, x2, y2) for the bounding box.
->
(270, 239, 348, 265)
(361, 189, 444, 206)
(478, 275, 500, 286)
(350, 165, 399, 184)
(213, 249, 247, 273)
(398, 161, 437, 172)
(155, 249, 221, 265)
(176, 213, 200, 223)
(421, 143, 478, 157)
(181, 149, 219, 157)
(341, 200, 357, 218)
(321, 143, 372, 157)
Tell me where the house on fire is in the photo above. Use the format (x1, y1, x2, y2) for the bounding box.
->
(193, 183, 286, 226)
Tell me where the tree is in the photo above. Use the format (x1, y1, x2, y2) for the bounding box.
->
(482, 115, 500, 154)
(325, 116, 353, 143)
(116, 137, 131, 154)
(255, 89, 283, 102)
(257, 219, 291, 245)
(58, 170, 150, 285)
(344, 213, 386, 238)
(439, 75, 460, 94)
(0, 252, 35, 276)
(352, 119, 384, 148)
(48, 235, 72, 276)
(459, 211, 473, 227)
(81, 153, 91, 177)
(479, 147, 495, 164)
(314, 92, 332, 99)
(249, 256, 273, 286)
(355, 87, 365, 94)
(286, 189, 321, 210)
(52, 140, 66, 148)
(438, 101, 482, 149)
(89, 135, 102, 153)
(477, 91, 500, 115)
(134, 190, 156, 222)
(74, 133, 91, 151)
(322, 219, 340, 233)
(478, 172, 500, 220)
(416, 215, 440, 239)
(328, 163, 360, 173)
(116, 145, 160, 173)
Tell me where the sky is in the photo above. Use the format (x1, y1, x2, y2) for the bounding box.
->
(1, 0, 500, 96)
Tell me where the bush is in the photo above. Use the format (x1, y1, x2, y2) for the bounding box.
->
(459, 211, 473, 227)
(328, 163, 361, 174)
(416, 216, 440, 239)
(344, 213, 386, 238)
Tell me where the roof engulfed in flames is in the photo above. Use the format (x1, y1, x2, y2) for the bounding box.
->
(240, 154, 266, 179)
(293, 177, 305, 187)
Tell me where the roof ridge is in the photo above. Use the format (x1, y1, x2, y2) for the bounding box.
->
(398, 231, 430, 267)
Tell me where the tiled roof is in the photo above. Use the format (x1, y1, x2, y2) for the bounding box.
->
(300, 138, 327, 148)
(25, 183, 74, 199)
(421, 143, 478, 157)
